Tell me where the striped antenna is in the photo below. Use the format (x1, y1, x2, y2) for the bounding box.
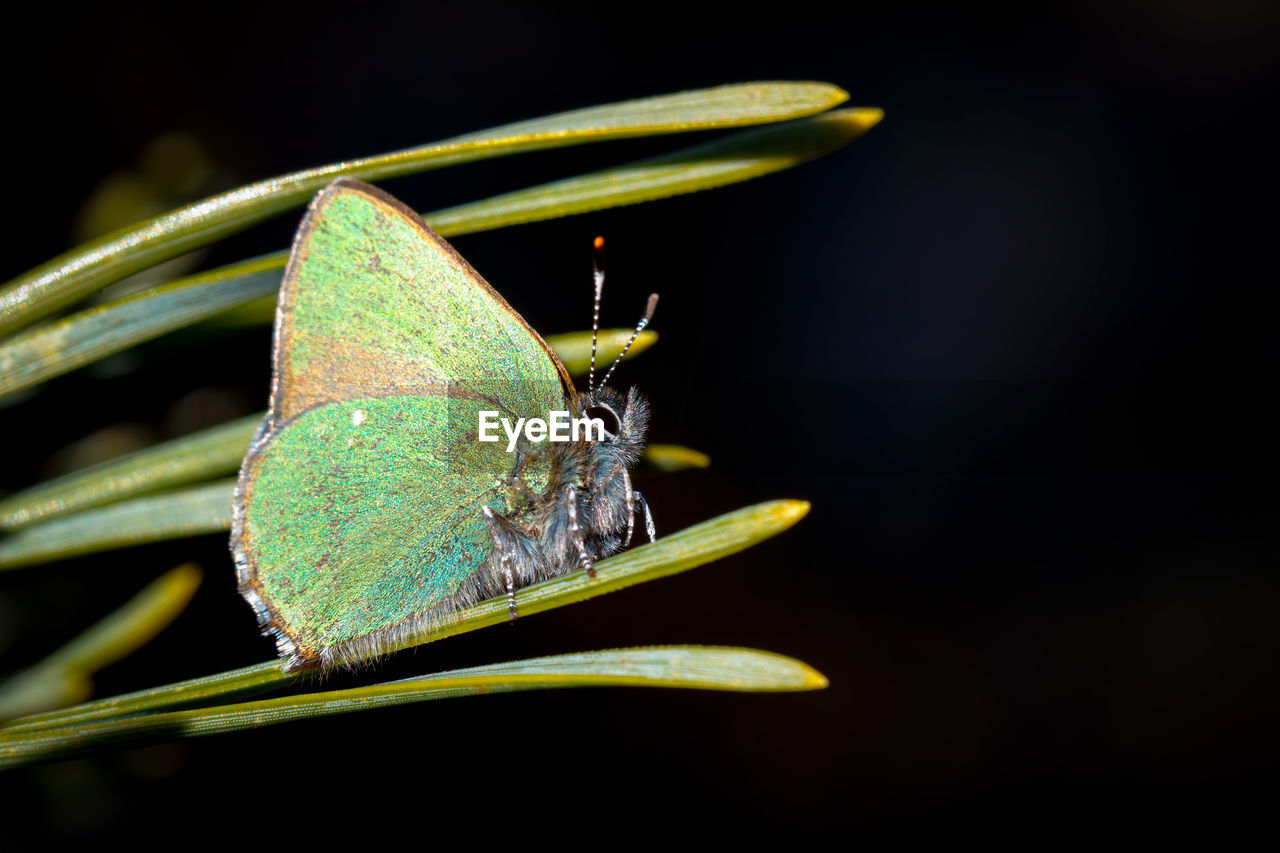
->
(598, 293, 659, 390)
(587, 236, 605, 394)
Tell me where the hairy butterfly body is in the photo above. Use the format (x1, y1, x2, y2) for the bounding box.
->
(232, 178, 655, 671)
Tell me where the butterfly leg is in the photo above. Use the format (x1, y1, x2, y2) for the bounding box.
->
(500, 553, 517, 621)
(624, 480, 635, 547)
(633, 491, 657, 543)
(481, 506, 528, 621)
(595, 462, 636, 548)
(566, 485, 596, 578)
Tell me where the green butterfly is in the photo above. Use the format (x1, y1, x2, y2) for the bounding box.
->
(232, 179, 656, 671)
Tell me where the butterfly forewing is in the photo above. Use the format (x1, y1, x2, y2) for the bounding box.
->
(271, 180, 571, 419)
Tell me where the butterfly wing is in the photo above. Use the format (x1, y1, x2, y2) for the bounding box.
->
(233, 179, 571, 669)
(269, 178, 573, 419)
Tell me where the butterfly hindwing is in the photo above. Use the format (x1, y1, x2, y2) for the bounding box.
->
(233, 179, 569, 669)
(237, 395, 552, 667)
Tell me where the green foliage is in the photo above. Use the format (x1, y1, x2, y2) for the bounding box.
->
(0, 82, 881, 767)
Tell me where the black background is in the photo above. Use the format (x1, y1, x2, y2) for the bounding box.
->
(1, 1, 1277, 843)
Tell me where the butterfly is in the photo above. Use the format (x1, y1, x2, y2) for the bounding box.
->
(231, 178, 657, 671)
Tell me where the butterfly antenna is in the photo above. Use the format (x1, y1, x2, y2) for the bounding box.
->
(598, 293, 658, 389)
(587, 236, 605, 394)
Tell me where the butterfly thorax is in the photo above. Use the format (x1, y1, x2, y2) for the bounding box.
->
(508, 385, 649, 573)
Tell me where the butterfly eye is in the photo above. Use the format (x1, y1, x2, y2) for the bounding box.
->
(584, 404, 621, 439)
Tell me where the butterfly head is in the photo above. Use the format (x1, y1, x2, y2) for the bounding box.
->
(580, 383, 650, 464)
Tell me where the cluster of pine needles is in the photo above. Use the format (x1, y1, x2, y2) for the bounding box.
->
(0, 82, 881, 769)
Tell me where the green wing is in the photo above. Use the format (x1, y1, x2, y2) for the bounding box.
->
(234, 179, 567, 669)
(271, 179, 572, 419)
